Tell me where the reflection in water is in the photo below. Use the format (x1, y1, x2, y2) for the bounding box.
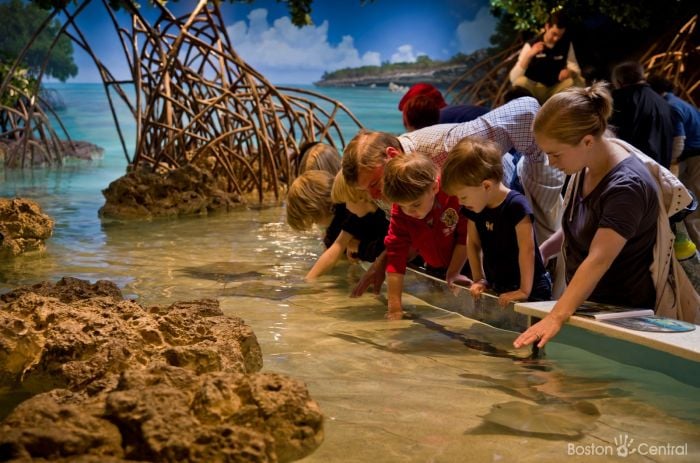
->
(0, 206, 699, 461)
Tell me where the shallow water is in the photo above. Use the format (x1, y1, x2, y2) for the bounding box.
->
(1, 84, 699, 461)
(1, 206, 698, 462)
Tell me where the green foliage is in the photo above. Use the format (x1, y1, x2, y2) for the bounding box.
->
(0, 62, 38, 106)
(0, 0, 77, 81)
(489, 0, 697, 33)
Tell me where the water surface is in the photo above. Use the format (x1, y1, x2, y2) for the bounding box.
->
(0, 84, 698, 462)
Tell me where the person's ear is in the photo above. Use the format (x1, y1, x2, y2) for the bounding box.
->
(431, 179, 440, 194)
(482, 179, 492, 191)
(582, 134, 594, 148)
(386, 146, 400, 159)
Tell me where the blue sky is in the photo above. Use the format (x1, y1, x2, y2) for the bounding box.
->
(65, 0, 497, 84)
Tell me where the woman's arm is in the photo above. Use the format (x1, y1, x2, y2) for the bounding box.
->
(305, 231, 353, 280)
(514, 227, 628, 348)
(498, 217, 535, 306)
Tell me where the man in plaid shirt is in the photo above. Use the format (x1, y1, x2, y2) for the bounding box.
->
(342, 96, 564, 296)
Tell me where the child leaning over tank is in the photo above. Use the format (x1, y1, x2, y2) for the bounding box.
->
(382, 152, 470, 320)
(286, 166, 388, 280)
(441, 136, 552, 307)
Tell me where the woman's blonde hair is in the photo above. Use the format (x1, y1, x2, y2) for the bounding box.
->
(331, 171, 372, 204)
(299, 142, 341, 175)
(382, 152, 437, 203)
(441, 136, 503, 194)
(286, 170, 334, 231)
(533, 82, 613, 145)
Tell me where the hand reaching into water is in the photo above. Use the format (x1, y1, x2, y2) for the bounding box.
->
(513, 314, 566, 349)
(350, 250, 387, 297)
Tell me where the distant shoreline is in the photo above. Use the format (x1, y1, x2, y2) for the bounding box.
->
(315, 49, 490, 88)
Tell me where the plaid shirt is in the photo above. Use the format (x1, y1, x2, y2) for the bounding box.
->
(398, 96, 564, 241)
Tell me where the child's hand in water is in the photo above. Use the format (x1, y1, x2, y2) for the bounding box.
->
(470, 280, 488, 300)
(498, 289, 528, 307)
(387, 301, 404, 320)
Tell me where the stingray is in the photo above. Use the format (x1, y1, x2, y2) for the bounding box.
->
(329, 332, 398, 352)
(179, 261, 268, 283)
(460, 372, 622, 402)
(220, 280, 322, 300)
(412, 317, 515, 358)
(480, 400, 600, 437)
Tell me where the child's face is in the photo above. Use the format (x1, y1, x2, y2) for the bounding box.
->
(453, 184, 489, 213)
(346, 199, 377, 218)
(396, 183, 438, 219)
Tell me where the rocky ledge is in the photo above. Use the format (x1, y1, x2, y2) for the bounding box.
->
(100, 162, 244, 220)
(0, 198, 54, 259)
(0, 277, 323, 462)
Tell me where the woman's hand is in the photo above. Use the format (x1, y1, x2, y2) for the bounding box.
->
(513, 313, 566, 349)
(498, 289, 528, 307)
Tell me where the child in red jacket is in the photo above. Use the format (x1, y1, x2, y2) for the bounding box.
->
(382, 152, 470, 319)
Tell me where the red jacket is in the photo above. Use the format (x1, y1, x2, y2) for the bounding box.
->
(385, 190, 468, 274)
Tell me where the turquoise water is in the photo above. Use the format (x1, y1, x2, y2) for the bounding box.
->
(1, 84, 699, 462)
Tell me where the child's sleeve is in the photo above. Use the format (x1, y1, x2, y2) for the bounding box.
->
(385, 207, 412, 274)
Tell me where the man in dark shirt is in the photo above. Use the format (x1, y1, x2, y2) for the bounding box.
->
(610, 62, 673, 167)
(509, 11, 584, 104)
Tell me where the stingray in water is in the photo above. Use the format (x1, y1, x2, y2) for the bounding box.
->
(220, 280, 324, 300)
(179, 261, 268, 283)
(480, 400, 601, 437)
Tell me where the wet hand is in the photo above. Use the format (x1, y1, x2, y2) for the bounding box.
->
(498, 289, 528, 307)
(513, 315, 564, 349)
(351, 263, 386, 297)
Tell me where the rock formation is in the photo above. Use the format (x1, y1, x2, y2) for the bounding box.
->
(0, 198, 54, 259)
(99, 161, 245, 220)
(0, 278, 323, 462)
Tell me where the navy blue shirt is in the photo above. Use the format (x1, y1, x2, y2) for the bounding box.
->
(462, 191, 549, 297)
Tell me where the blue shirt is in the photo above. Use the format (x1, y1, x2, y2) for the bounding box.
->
(665, 92, 700, 151)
